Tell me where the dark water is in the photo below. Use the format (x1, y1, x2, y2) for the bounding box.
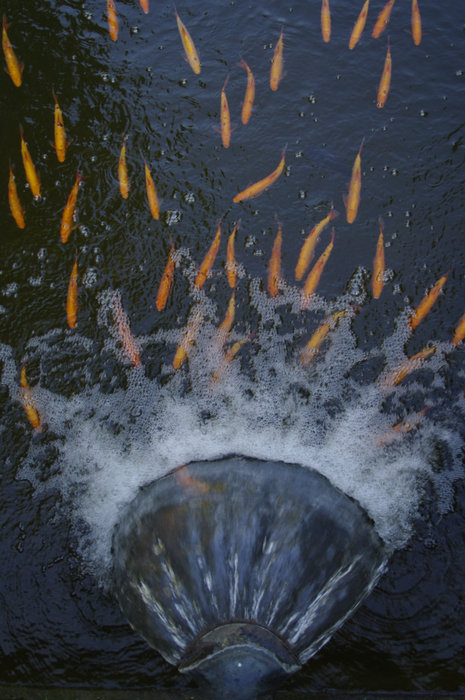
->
(0, 0, 464, 694)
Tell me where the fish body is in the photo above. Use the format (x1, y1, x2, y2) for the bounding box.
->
(295, 205, 338, 281)
(409, 272, 448, 330)
(118, 136, 129, 199)
(53, 91, 67, 162)
(378, 406, 428, 445)
(112, 292, 142, 367)
(173, 305, 202, 369)
(144, 161, 160, 220)
(226, 220, 239, 288)
(300, 310, 346, 365)
(20, 365, 42, 432)
(212, 337, 248, 384)
(238, 58, 255, 125)
(2, 15, 22, 86)
(377, 38, 392, 108)
(321, 0, 331, 42)
(220, 76, 231, 148)
(139, 0, 149, 13)
(20, 125, 41, 198)
(217, 290, 236, 342)
(60, 170, 83, 243)
(372, 0, 395, 38)
(107, 0, 118, 41)
(302, 229, 335, 302)
(195, 220, 221, 290)
(344, 137, 364, 223)
(382, 346, 436, 388)
(66, 258, 78, 329)
(8, 165, 25, 229)
(267, 220, 282, 297)
(453, 310, 465, 346)
(233, 147, 286, 203)
(349, 0, 370, 50)
(372, 218, 385, 298)
(156, 242, 176, 311)
(175, 8, 201, 74)
(270, 27, 284, 91)
(411, 0, 422, 45)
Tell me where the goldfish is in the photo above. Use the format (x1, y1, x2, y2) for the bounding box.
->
(156, 240, 176, 311)
(267, 219, 282, 297)
(20, 365, 42, 433)
(349, 0, 370, 50)
(195, 220, 221, 290)
(233, 146, 286, 203)
(411, 0, 422, 46)
(52, 90, 68, 163)
(2, 15, 23, 87)
(112, 291, 142, 367)
(20, 125, 41, 199)
(8, 164, 25, 229)
(144, 160, 160, 220)
(66, 257, 78, 329)
(453, 310, 465, 346)
(220, 76, 231, 148)
(226, 220, 240, 289)
(377, 38, 392, 109)
(270, 27, 284, 91)
(321, 0, 331, 42)
(211, 337, 249, 384)
(216, 290, 236, 343)
(238, 58, 255, 125)
(173, 305, 203, 370)
(60, 170, 83, 243)
(175, 467, 209, 494)
(300, 310, 346, 365)
(378, 407, 428, 446)
(372, 0, 395, 38)
(175, 7, 201, 74)
(118, 136, 129, 199)
(344, 137, 364, 224)
(139, 0, 149, 13)
(302, 229, 335, 303)
(409, 272, 448, 331)
(372, 218, 385, 299)
(295, 205, 338, 281)
(381, 345, 436, 388)
(107, 0, 118, 41)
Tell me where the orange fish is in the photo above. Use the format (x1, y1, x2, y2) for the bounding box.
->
(66, 257, 78, 329)
(20, 365, 42, 432)
(118, 136, 129, 199)
(212, 337, 249, 384)
(175, 467, 209, 494)
(20, 125, 41, 199)
(344, 137, 364, 224)
(302, 228, 335, 302)
(2, 15, 23, 87)
(139, 0, 149, 13)
(372, 218, 385, 299)
(60, 170, 83, 243)
(300, 310, 346, 365)
(411, 0, 422, 46)
(175, 8, 201, 74)
(107, 0, 118, 41)
(226, 220, 240, 289)
(52, 90, 68, 163)
(378, 406, 428, 445)
(233, 146, 286, 203)
(409, 272, 448, 331)
(349, 0, 370, 50)
(195, 220, 221, 290)
(270, 27, 284, 91)
(381, 346, 436, 388)
(377, 38, 392, 109)
(452, 310, 465, 346)
(220, 76, 231, 148)
(216, 290, 236, 343)
(173, 305, 203, 370)
(8, 164, 25, 229)
(144, 160, 160, 220)
(372, 0, 395, 38)
(295, 205, 338, 281)
(112, 292, 142, 367)
(267, 219, 283, 297)
(156, 240, 176, 312)
(238, 58, 255, 125)
(321, 0, 331, 42)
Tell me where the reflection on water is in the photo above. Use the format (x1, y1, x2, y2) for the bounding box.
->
(0, 0, 464, 693)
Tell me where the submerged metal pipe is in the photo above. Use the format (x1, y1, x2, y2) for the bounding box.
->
(112, 456, 386, 698)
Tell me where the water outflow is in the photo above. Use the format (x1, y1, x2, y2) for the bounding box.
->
(113, 457, 386, 698)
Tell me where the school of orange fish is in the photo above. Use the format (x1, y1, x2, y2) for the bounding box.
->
(3, 2, 465, 440)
